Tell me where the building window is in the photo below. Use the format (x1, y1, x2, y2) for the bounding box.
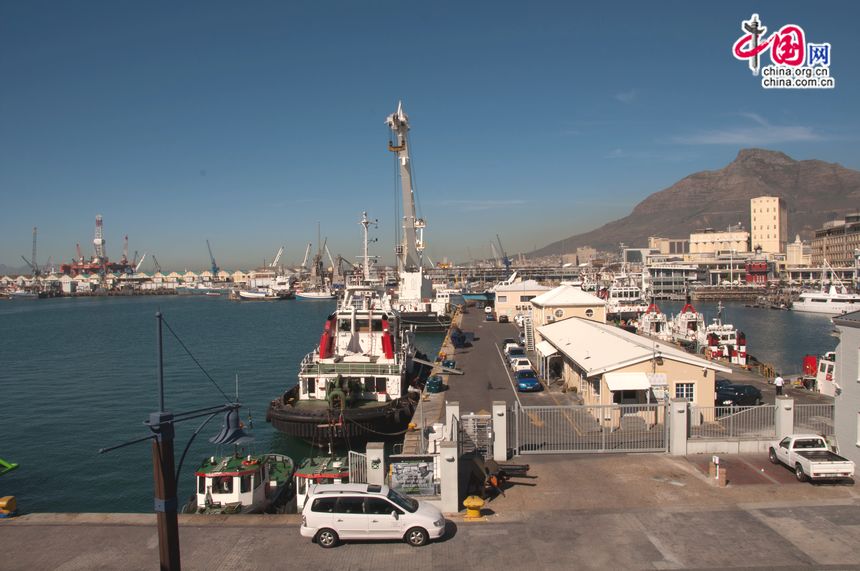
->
(675, 383, 694, 401)
(520, 295, 535, 303)
(497, 295, 507, 303)
(554, 309, 564, 318)
(585, 309, 594, 317)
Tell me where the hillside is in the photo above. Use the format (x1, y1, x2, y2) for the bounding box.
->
(534, 149, 860, 256)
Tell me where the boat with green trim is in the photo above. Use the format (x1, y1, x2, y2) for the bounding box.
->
(182, 453, 295, 514)
(293, 455, 350, 511)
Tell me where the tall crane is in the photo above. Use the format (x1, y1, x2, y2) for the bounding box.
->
(93, 215, 106, 262)
(121, 235, 129, 264)
(270, 246, 284, 268)
(135, 253, 147, 272)
(21, 226, 40, 277)
(490, 242, 500, 267)
(206, 240, 219, 275)
(300, 242, 312, 270)
(496, 234, 512, 274)
(151, 255, 162, 274)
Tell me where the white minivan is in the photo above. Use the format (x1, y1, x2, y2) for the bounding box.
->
(300, 483, 446, 548)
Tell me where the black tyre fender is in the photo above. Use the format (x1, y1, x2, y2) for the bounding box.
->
(315, 528, 339, 548)
(405, 526, 429, 547)
(795, 463, 808, 482)
(768, 448, 779, 465)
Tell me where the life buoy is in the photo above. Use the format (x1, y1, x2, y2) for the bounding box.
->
(242, 458, 260, 466)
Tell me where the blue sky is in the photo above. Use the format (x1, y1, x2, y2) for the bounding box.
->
(1, 1, 858, 270)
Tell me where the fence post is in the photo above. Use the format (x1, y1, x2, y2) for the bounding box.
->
(774, 397, 794, 440)
(492, 401, 507, 461)
(366, 442, 385, 486)
(668, 399, 688, 456)
(439, 441, 460, 514)
(445, 400, 460, 440)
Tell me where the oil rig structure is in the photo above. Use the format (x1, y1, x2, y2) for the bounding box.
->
(59, 215, 136, 277)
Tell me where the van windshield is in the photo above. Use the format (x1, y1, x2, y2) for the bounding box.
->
(387, 488, 418, 513)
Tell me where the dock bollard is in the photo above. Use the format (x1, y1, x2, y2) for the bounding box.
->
(708, 456, 727, 488)
(463, 495, 484, 519)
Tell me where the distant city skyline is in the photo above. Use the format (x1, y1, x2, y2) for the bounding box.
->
(2, 1, 858, 270)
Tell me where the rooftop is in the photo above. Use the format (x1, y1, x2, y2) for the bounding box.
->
(530, 285, 605, 307)
(494, 279, 552, 293)
(538, 317, 732, 377)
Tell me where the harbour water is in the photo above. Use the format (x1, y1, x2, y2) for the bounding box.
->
(0, 296, 442, 513)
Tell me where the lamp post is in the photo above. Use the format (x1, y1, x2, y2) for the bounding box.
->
(100, 312, 251, 571)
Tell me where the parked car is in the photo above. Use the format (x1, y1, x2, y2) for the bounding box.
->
(715, 384, 763, 406)
(484, 305, 493, 314)
(510, 358, 532, 373)
(485, 313, 496, 321)
(768, 434, 855, 482)
(300, 483, 446, 548)
(502, 338, 518, 347)
(516, 370, 543, 392)
(498, 314, 509, 323)
(506, 347, 526, 364)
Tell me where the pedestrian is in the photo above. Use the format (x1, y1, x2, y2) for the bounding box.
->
(774, 373, 785, 396)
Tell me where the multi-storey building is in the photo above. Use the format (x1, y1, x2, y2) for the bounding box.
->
(811, 215, 860, 267)
(750, 196, 787, 254)
(688, 228, 749, 256)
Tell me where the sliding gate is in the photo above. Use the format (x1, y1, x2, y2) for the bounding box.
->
(511, 402, 668, 454)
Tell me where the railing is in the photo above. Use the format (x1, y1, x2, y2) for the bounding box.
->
(299, 352, 401, 377)
(689, 405, 775, 439)
(459, 413, 493, 459)
(794, 403, 835, 436)
(348, 451, 367, 484)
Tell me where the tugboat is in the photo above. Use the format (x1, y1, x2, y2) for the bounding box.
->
(698, 302, 748, 365)
(670, 295, 705, 347)
(183, 453, 295, 514)
(266, 212, 430, 446)
(636, 298, 672, 341)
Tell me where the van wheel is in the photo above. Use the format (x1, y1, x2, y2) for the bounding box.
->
(315, 528, 339, 548)
(405, 527, 429, 547)
(795, 464, 808, 482)
(768, 448, 779, 464)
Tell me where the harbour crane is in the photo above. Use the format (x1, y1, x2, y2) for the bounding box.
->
(20, 227, 40, 277)
(206, 240, 219, 275)
(121, 235, 129, 264)
(490, 242, 500, 267)
(324, 244, 337, 273)
(270, 246, 284, 268)
(151, 255, 162, 274)
(135, 253, 147, 272)
(496, 234, 512, 274)
(300, 242, 312, 270)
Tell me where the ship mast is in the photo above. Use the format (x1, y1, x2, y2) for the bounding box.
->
(359, 211, 378, 281)
(386, 101, 425, 273)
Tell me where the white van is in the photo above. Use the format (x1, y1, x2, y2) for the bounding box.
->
(300, 483, 446, 548)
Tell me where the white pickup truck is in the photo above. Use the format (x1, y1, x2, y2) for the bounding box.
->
(768, 434, 855, 482)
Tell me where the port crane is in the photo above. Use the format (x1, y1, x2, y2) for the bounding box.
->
(135, 253, 147, 272)
(20, 227, 40, 277)
(496, 234, 512, 274)
(151, 255, 162, 274)
(300, 243, 312, 271)
(270, 246, 284, 268)
(490, 242, 500, 267)
(206, 240, 219, 275)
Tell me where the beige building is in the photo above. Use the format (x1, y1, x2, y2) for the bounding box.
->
(689, 229, 749, 256)
(648, 236, 690, 255)
(786, 234, 812, 266)
(751, 196, 788, 253)
(493, 279, 551, 320)
(538, 318, 731, 411)
(811, 215, 860, 266)
(530, 285, 606, 330)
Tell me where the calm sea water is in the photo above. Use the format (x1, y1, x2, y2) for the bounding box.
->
(0, 296, 442, 513)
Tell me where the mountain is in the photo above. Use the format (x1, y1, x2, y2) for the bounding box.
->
(533, 149, 860, 257)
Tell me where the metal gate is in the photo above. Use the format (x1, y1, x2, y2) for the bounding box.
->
(348, 450, 367, 483)
(512, 402, 668, 454)
(459, 413, 493, 459)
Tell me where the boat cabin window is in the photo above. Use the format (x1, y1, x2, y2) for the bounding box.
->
(311, 497, 337, 513)
(819, 362, 827, 374)
(215, 476, 233, 494)
(306, 378, 316, 394)
(356, 319, 371, 331)
(297, 478, 307, 496)
(364, 378, 375, 392)
(241, 474, 252, 493)
(338, 319, 351, 331)
(375, 377, 387, 392)
(198, 476, 206, 494)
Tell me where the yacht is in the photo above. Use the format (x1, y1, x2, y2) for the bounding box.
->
(793, 261, 860, 315)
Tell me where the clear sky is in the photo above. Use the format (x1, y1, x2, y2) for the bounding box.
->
(2, 1, 858, 271)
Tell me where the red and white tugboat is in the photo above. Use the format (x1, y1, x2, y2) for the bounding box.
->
(266, 212, 430, 446)
(670, 297, 705, 347)
(698, 302, 748, 366)
(636, 298, 672, 341)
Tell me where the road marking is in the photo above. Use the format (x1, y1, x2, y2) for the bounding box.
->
(738, 456, 782, 484)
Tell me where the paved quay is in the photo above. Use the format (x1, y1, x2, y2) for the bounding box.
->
(2, 453, 859, 570)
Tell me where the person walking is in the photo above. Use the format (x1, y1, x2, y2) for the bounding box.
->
(774, 374, 785, 396)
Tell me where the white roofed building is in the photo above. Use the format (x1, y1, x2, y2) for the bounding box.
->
(538, 318, 730, 415)
(493, 279, 551, 321)
(530, 285, 607, 331)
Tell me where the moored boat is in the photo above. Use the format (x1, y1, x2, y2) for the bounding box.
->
(293, 455, 350, 511)
(182, 453, 295, 514)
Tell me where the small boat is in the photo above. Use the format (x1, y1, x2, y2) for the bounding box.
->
(237, 288, 290, 301)
(293, 455, 350, 512)
(204, 291, 221, 297)
(697, 302, 748, 365)
(182, 453, 295, 514)
(8, 290, 38, 300)
(669, 297, 705, 345)
(636, 299, 672, 341)
(295, 289, 336, 300)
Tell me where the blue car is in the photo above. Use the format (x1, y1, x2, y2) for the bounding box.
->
(516, 370, 543, 392)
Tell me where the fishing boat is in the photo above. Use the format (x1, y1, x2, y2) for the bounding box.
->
(600, 276, 649, 320)
(237, 288, 291, 301)
(295, 288, 336, 300)
(697, 302, 748, 365)
(266, 212, 430, 446)
(8, 290, 39, 300)
(636, 299, 672, 341)
(182, 453, 295, 514)
(793, 263, 860, 315)
(293, 455, 350, 511)
(669, 298, 705, 346)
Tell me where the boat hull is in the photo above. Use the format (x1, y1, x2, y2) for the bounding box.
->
(295, 292, 336, 300)
(266, 387, 418, 446)
(398, 312, 452, 332)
